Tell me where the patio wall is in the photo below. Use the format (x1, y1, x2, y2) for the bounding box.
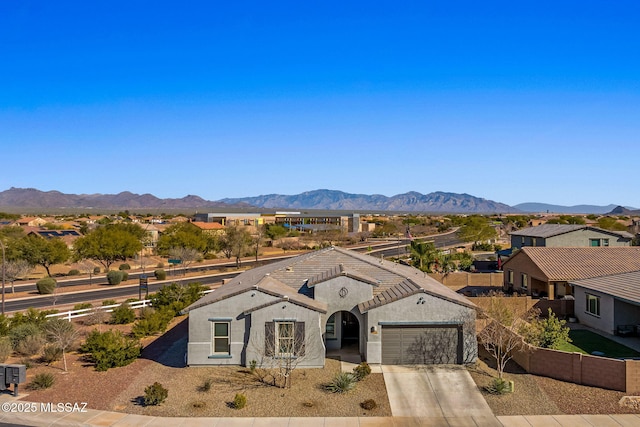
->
(430, 272, 503, 289)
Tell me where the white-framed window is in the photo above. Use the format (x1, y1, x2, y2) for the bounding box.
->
(521, 273, 528, 290)
(276, 321, 295, 356)
(212, 321, 230, 355)
(586, 294, 601, 317)
(508, 270, 514, 285)
(603, 239, 610, 246)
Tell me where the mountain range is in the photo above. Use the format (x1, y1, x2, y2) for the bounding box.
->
(0, 187, 631, 214)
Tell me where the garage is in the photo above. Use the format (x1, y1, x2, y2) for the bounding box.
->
(381, 324, 463, 365)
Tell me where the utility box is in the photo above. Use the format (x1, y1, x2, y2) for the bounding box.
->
(0, 364, 6, 391)
(5, 365, 26, 385)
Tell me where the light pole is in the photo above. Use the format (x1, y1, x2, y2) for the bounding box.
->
(0, 240, 5, 315)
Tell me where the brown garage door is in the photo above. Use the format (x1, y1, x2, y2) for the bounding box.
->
(381, 325, 462, 365)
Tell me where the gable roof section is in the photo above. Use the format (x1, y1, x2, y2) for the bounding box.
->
(184, 246, 474, 314)
(504, 247, 640, 282)
(510, 224, 633, 239)
(572, 271, 640, 306)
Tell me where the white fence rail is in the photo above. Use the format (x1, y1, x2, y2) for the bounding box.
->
(44, 289, 214, 322)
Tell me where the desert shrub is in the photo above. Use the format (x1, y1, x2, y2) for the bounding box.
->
(360, 399, 377, 410)
(29, 373, 55, 390)
(80, 329, 142, 371)
(151, 282, 207, 313)
(191, 401, 206, 409)
(68, 269, 80, 276)
(107, 270, 124, 285)
(36, 277, 57, 294)
(486, 377, 512, 395)
(83, 308, 108, 326)
(93, 267, 101, 274)
(154, 269, 167, 280)
(353, 362, 372, 380)
(9, 308, 56, 329)
(198, 378, 212, 392)
(73, 303, 93, 311)
(102, 299, 117, 306)
(131, 307, 174, 338)
(232, 393, 247, 409)
(249, 360, 257, 372)
(156, 262, 164, 268)
(20, 358, 33, 369)
(144, 382, 168, 406)
(16, 334, 45, 356)
(9, 323, 42, 350)
(326, 372, 357, 393)
(42, 344, 63, 364)
(110, 303, 136, 325)
(118, 263, 131, 270)
(0, 337, 12, 362)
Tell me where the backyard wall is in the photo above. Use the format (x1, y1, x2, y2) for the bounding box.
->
(430, 272, 504, 290)
(485, 323, 639, 392)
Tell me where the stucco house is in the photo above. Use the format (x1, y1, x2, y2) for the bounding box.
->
(571, 271, 640, 336)
(509, 224, 633, 250)
(183, 246, 477, 367)
(502, 247, 640, 300)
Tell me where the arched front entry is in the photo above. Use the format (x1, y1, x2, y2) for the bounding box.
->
(325, 310, 362, 363)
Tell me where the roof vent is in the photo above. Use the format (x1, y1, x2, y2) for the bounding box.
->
(286, 266, 294, 272)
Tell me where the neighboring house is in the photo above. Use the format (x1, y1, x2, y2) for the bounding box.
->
(571, 271, 640, 336)
(191, 221, 225, 236)
(510, 224, 633, 249)
(16, 216, 48, 227)
(183, 247, 477, 367)
(26, 229, 82, 249)
(502, 247, 640, 300)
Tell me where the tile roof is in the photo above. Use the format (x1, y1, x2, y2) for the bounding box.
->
(572, 271, 640, 305)
(507, 247, 640, 281)
(191, 221, 225, 230)
(183, 246, 474, 314)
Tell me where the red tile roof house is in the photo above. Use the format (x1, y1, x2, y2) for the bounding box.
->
(502, 247, 640, 300)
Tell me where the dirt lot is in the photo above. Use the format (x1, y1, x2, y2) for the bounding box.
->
(14, 316, 391, 417)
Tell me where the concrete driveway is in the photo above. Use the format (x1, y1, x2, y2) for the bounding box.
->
(382, 364, 501, 425)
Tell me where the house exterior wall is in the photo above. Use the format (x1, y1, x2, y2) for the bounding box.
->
(503, 252, 548, 295)
(365, 294, 477, 364)
(573, 286, 616, 335)
(247, 302, 325, 368)
(187, 291, 279, 366)
(546, 229, 630, 247)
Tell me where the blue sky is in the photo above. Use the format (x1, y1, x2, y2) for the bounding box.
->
(1, 1, 639, 207)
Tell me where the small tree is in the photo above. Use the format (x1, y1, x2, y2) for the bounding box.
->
(43, 318, 79, 372)
(36, 277, 57, 294)
(477, 294, 532, 379)
(143, 382, 168, 406)
(521, 308, 572, 349)
(80, 329, 142, 371)
(2, 259, 32, 293)
(107, 270, 125, 285)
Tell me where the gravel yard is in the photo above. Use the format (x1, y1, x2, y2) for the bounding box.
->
(17, 316, 391, 418)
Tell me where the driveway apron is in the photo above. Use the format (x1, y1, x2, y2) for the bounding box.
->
(382, 364, 495, 419)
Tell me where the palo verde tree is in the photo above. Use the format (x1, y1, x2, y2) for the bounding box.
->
(457, 215, 497, 247)
(16, 235, 71, 277)
(73, 223, 143, 271)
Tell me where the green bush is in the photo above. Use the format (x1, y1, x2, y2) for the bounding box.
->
(73, 303, 93, 311)
(102, 299, 117, 306)
(121, 271, 129, 281)
(232, 393, 247, 409)
(107, 270, 124, 285)
(9, 323, 42, 350)
(9, 308, 56, 329)
(360, 399, 377, 410)
(110, 303, 136, 325)
(144, 382, 168, 406)
(16, 334, 45, 356)
(36, 277, 57, 294)
(131, 307, 174, 338)
(42, 345, 63, 363)
(151, 282, 207, 313)
(119, 263, 131, 270)
(486, 377, 512, 394)
(326, 372, 357, 393)
(353, 362, 371, 380)
(0, 337, 12, 362)
(154, 269, 167, 280)
(80, 329, 142, 371)
(68, 269, 80, 276)
(29, 373, 55, 390)
(93, 267, 101, 274)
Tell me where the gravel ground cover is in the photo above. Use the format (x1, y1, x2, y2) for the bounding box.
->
(17, 316, 391, 418)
